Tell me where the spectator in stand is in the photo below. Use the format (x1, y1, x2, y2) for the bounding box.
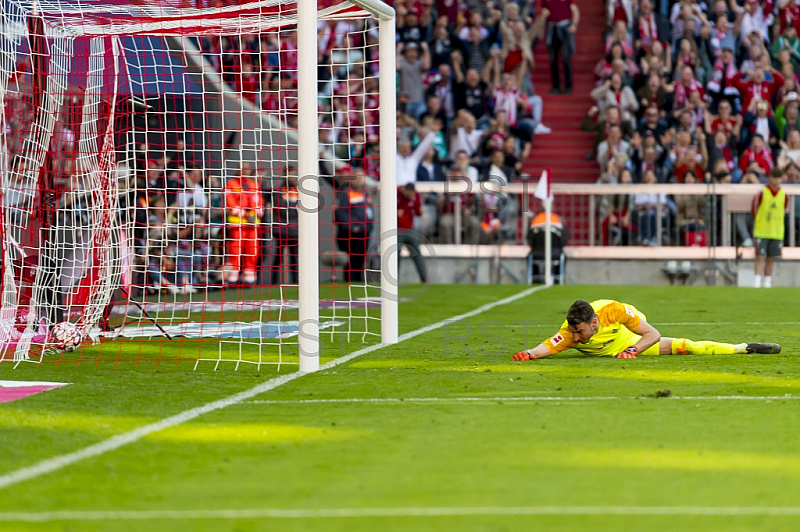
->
(669, 1, 704, 43)
(634, 169, 669, 245)
(740, 42, 768, 74)
(731, 66, 785, 115)
(601, 166, 635, 245)
(541, 0, 580, 94)
(458, 11, 489, 41)
(737, 0, 773, 44)
(334, 170, 374, 283)
(498, 13, 546, 89)
(414, 115, 448, 160)
(675, 169, 707, 245)
(708, 128, 743, 182)
(484, 148, 516, 183)
(492, 71, 547, 157)
(739, 133, 775, 178)
(673, 138, 708, 183)
(605, 20, 635, 57)
(502, 136, 524, 177)
(672, 66, 706, 120)
(461, 25, 493, 76)
(429, 15, 461, 69)
(396, 183, 427, 283)
(224, 164, 263, 285)
(776, 91, 800, 139)
(709, 8, 736, 50)
(171, 199, 207, 294)
(590, 72, 640, 125)
(416, 146, 445, 182)
(633, 0, 667, 57)
(425, 64, 456, 124)
(420, 94, 448, 126)
(634, 140, 668, 182)
(596, 42, 640, 82)
(743, 100, 780, 156)
(704, 98, 742, 144)
(145, 195, 181, 295)
(438, 165, 479, 244)
(397, 10, 425, 47)
(773, 23, 800, 71)
(176, 166, 207, 213)
(270, 170, 299, 285)
(453, 54, 492, 125)
(397, 41, 430, 120)
(608, 0, 635, 29)
(396, 128, 436, 186)
(454, 149, 481, 186)
(450, 110, 491, 162)
(638, 39, 672, 82)
(672, 36, 705, 84)
(638, 103, 669, 137)
(706, 42, 741, 113)
(582, 105, 635, 157)
(665, 128, 693, 172)
(598, 154, 623, 184)
(708, 0, 735, 25)
(777, 128, 800, 167)
(597, 124, 632, 169)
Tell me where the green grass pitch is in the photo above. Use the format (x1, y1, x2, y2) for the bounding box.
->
(0, 284, 799, 531)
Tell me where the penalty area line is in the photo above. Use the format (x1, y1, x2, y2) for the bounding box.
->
(1, 506, 800, 521)
(0, 285, 550, 491)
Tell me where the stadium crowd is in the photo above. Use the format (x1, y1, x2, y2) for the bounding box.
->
(10, 0, 800, 294)
(588, 0, 800, 247)
(197, 0, 554, 252)
(134, 0, 560, 290)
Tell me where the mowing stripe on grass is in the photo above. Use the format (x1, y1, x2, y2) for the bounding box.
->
(0, 285, 550, 491)
(1, 506, 800, 521)
(246, 395, 800, 405)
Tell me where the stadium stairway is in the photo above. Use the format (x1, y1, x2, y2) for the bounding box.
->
(524, 0, 605, 244)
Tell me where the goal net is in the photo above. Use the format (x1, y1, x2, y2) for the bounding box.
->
(0, 0, 397, 368)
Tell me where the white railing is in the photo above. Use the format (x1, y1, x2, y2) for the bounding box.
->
(412, 181, 800, 247)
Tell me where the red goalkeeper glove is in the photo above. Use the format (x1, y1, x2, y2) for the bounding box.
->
(512, 350, 534, 361)
(614, 346, 639, 359)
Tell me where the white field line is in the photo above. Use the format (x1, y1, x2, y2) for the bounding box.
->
(657, 321, 797, 326)
(493, 322, 798, 327)
(0, 285, 550, 491)
(246, 395, 800, 405)
(1, 506, 800, 521)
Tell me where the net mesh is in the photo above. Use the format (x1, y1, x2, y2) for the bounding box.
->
(0, 0, 387, 367)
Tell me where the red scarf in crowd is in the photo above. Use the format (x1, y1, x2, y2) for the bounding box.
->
(613, 0, 629, 24)
(674, 78, 704, 108)
(712, 58, 737, 83)
(717, 143, 736, 171)
(740, 146, 774, 173)
(639, 13, 658, 50)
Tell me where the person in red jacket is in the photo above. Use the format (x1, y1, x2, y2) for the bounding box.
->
(225, 164, 263, 284)
(397, 183, 427, 283)
(731, 67, 784, 115)
(739, 133, 774, 176)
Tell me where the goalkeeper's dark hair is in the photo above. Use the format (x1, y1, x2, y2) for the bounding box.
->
(566, 300, 596, 326)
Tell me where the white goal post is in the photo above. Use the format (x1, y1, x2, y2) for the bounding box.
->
(0, 0, 397, 368)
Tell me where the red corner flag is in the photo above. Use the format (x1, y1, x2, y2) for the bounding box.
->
(534, 169, 552, 201)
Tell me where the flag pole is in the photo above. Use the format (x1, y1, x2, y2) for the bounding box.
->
(544, 196, 552, 286)
(534, 169, 553, 286)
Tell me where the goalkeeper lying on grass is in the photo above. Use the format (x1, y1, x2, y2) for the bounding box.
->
(513, 299, 781, 360)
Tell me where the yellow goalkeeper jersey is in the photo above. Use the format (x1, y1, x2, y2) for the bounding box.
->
(542, 300, 648, 356)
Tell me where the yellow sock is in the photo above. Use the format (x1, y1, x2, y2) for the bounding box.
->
(671, 338, 743, 355)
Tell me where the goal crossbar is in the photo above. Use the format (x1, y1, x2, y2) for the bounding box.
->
(6, 0, 392, 37)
